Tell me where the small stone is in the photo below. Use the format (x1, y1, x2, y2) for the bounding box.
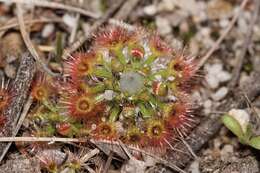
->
(205, 63, 231, 89)
(204, 99, 212, 108)
(155, 16, 172, 36)
(219, 19, 229, 28)
(220, 144, 234, 159)
(203, 99, 212, 114)
(62, 14, 77, 29)
(158, 0, 175, 12)
(208, 63, 223, 75)
(216, 71, 232, 82)
(211, 87, 228, 101)
(228, 109, 249, 133)
(4, 64, 16, 79)
(189, 160, 200, 173)
(41, 24, 55, 38)
(206, 74, 219, 89)
(143, 5, 157, 16)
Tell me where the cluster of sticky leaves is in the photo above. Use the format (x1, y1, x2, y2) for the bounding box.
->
(28, 26, 197, 155)
(33, 148, 88, 173)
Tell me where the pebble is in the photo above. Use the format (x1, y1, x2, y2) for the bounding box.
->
(205, 63, 232, 89)
(41, 24, 55, 38)
(143, 5, 157, 16)
(4, 64, 16, 79)
(211, 87, 228, 101)
(203, 99, 212, 114)
(228, 109, 249, 133)
(158, 0, 175, 12)
(219, 19, 229, 28)
(189, 160, 200, 173)
(155, 16, 172, 36)
(220, 144, 234, 159)
(205, 74, 219, 89)
(62, 14, 77, 29)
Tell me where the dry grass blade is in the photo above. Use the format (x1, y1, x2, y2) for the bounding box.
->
(61, 0, 125, 60)
(102, 151, 114, 173)
(0, 97, 33, 162)
(80, 148, 100, 163)
(0, 137, 82, 142)
(113, 0, 141, 20)
(229, 0, 260, 88)
(0, 17, 62, 32)
(16, 3, 59, 76)
(0, 55, 36, 162)
(196, 0, 249, 70)
(0, 0, 100, 18)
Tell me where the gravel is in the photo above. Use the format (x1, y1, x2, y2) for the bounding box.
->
(211, 87, 228, 101)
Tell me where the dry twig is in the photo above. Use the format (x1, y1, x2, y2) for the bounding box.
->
(0, 17, 62, 32)
(113, 0, 141, 20)
(0, 137, 82, 142)
(61, 0, 125, 60)
(0, 55, 36, 162)
(229, 0, 260, 88)
(0, 97, 33, 162)
(0, 0, 100, 18)
(164, 71, 260, 170)
(102, 152, 114, 173)
(196, 0, 249, 70)
(16, 3, 58, 76)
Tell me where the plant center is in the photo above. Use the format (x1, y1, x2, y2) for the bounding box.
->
(119, 72, 144, 95)
(78, 61, 89, 73)
(78, 99, 90, 111)
(152, 125, 162, 137)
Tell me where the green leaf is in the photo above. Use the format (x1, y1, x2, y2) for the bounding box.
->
(93, 68, 112, 78)
(114, 46, 127, 65)
(109, 106, 121, 122)
(249, 136, 260, 150)
(222, 114, 244, 138)
(138, 103, 154, 118)
(144, 54, 157, 65)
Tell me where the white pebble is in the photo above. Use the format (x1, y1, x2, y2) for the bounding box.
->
(42, 24, 55, 38)
(220, 144, 234, 159)
(219, 19, 229, 28)
(205, 63, 231, 89)
(143, 5, 157, 16)
(158, 0, 175, 12)
(216, 71, 232, 82)
(155, 16, 172, 36)
(204, 99, 212, 109)
(62, 14, 77, 29)
(228, 109, 250, 133)
(209, 63, 223, 75)
(205, 74, 219, 89)
(189, 160, 200, 173)
(211, 87, 228, 101)
(4, 64, 16, 79)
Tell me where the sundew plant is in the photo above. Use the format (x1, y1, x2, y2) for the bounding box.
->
(18, 25, 197, 156)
